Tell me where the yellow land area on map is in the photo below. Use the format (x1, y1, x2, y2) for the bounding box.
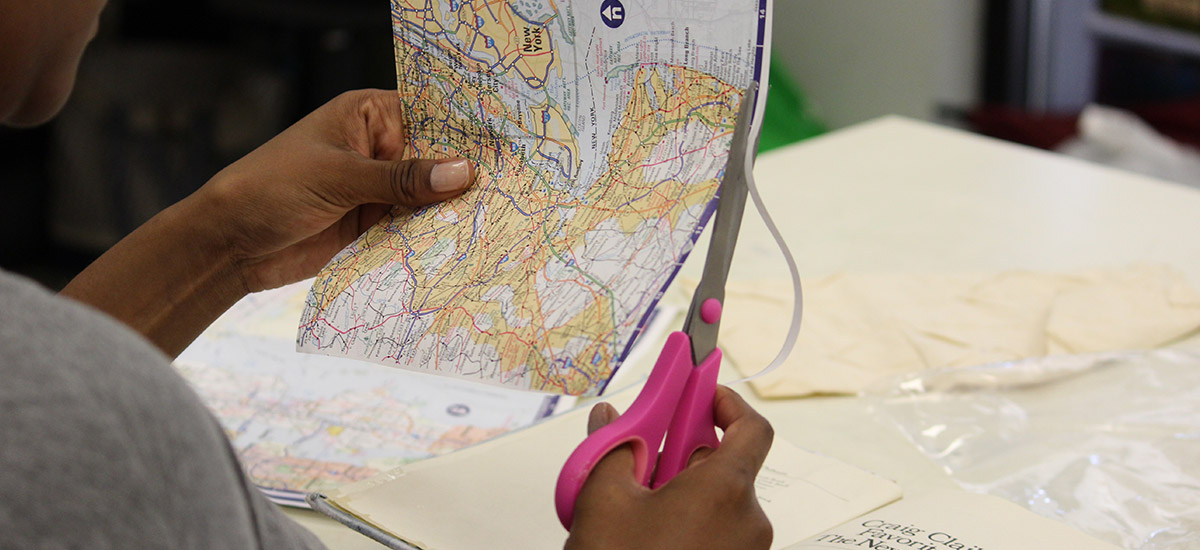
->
(301, 0, 745, 395)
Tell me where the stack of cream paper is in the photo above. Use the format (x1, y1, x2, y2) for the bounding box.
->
(312, 386, 902, 549)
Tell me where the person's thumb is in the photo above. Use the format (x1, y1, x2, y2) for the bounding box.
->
(586, 402, 619, 435)
(362, 157, 476, 207)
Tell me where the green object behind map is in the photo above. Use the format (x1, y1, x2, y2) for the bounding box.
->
(760, 58, 826, 153)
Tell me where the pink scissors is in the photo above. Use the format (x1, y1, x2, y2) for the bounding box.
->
(554, 81, 760, 529)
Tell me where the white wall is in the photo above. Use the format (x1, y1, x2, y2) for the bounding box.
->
(772, 0, 985, 129)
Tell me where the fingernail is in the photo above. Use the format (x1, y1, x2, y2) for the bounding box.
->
(587, 403, 617, 434)
(431, 159, 471, 192)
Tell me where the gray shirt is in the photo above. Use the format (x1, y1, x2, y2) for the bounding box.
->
(0, 270, 325, 549)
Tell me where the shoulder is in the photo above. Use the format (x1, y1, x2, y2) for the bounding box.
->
(0, 268, 221, 456)
(0, 269, 224, 438)
(0, 270, 315, 547)
(0, 269, 182, 399)
(0, 269, 164, 357)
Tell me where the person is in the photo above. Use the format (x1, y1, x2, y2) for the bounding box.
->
(0, 1, 775, 548)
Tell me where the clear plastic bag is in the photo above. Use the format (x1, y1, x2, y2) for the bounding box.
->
(864, 349, 1200, 549)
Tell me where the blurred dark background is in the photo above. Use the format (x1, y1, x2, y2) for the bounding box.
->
(5, 0, 1200, 290)
(970, 0, 1200, 150)
(0, 0, 395, 288)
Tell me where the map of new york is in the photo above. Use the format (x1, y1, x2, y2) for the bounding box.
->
(298, 0, 769, 396)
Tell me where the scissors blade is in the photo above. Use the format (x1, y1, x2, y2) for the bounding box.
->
(682, 81, 759, 365)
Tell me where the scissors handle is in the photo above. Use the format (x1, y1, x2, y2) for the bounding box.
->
(651, 346, 721, 487)
(555, 331, 702, 529)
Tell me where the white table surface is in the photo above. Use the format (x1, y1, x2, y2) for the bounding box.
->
(283, 115, 1200, 548)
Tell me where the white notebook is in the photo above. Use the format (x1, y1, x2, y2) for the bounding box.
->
(310, 385, 903, 549)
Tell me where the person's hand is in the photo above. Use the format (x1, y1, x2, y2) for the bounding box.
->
(564, 386, 774, 550)
(62, 89, 475, 356)
(196, 88, 476, 293)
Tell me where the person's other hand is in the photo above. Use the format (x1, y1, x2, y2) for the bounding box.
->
(564, 386, 774, 550)
(196, 88, 475, 293)
(60, 88, 474, 357)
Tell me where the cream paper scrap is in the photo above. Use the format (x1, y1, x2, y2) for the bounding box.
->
(708, 263, 1200, 398)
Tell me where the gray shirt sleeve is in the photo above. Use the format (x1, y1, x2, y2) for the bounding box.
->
(0, 270, 326, 550)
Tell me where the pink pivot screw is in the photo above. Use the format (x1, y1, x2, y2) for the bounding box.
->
(700, 298, 722, 324)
